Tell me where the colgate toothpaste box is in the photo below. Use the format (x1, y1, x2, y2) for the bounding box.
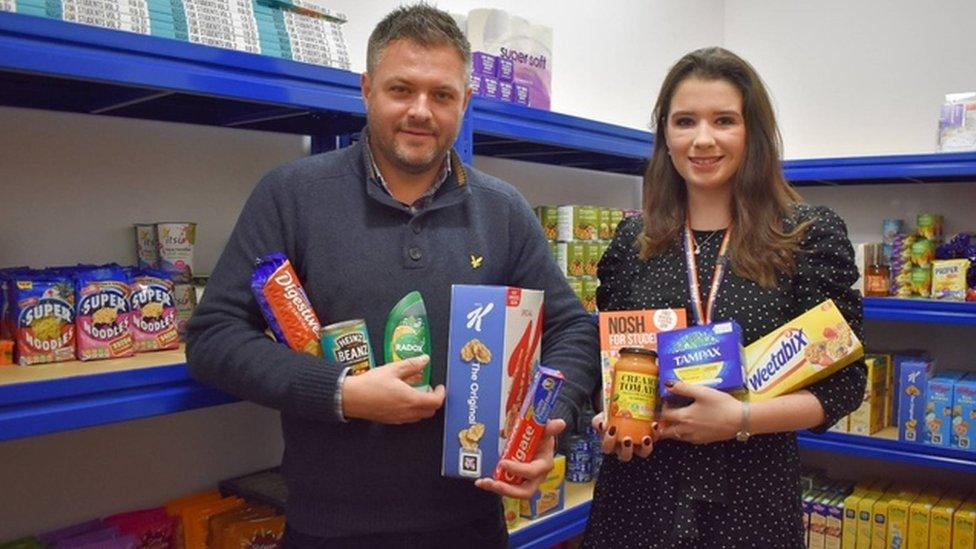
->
(494, 365, 564, 484)
(442, 285, 544, 479)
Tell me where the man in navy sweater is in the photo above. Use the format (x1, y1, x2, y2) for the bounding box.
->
(187, 4, 599, 547)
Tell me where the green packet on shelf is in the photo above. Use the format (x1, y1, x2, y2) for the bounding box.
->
(384, 291, 432, 391)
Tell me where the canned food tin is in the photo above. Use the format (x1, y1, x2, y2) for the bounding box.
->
(916, 214, 943, 241)
(173, 283, 197, 339)
(134, 223, 160, 269)
(321, 319, 374, 375)
(910, 238, 935, 267)
(911, 266, 932, 297)
(566, 435, 592, 483)
(157, 222, 196, 283)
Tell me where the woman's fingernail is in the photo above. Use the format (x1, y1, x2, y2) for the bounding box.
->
(664, 380, 675, 388)
(643, 436, 652, 446)
(623, 439, 632, 448)
(608, 426, 616, 437)
(598, 422, 604, 432)
(652, 422, 660, 431)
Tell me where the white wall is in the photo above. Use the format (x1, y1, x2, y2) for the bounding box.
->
(724, 0, 976, 158)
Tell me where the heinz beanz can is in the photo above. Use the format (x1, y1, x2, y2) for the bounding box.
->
(321, 319, 374, 375)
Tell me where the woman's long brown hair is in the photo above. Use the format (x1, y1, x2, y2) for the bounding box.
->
(638, 47, 810, 288)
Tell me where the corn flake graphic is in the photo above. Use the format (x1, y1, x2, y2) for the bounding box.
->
(460, 339, 492, 364)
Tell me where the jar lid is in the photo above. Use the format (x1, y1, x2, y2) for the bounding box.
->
(619, 347, 657, 357)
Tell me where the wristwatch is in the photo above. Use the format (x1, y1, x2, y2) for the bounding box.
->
(735, 400, 751, 442)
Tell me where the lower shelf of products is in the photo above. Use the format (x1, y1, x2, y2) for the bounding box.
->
(509, 481, 593, 548)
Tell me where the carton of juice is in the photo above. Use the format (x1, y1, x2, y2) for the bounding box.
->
(743, 300, 862, 402)
(809, 493, 830, 549)
(804, 490, 821, 546)
(858, 486, 886, 549)
(909, 491, 944, 549)
(442, 285, 544, 479)
(930, 494, 965, 549)
(924, 371, 966, 447)
(824, 495, 845, 549)
(952, 374, 976, 452)
(887, 489, 919, 549)
(872, 486, 910, 549)
(843, 487, 868, 548)
(953, 499, 976, 549)
(520, 454, 565, 519)
(898, 358, 935, 442)
(597, 309, 686, 412)
(850, 355, 888, 436)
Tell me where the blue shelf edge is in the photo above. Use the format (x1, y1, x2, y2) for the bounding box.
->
(510, 499, 591, 549)
(797, 431, 976, 474)
(784, 151, 976, 183)
(863, 297, 976, 325)
(0, 364, 238, 442)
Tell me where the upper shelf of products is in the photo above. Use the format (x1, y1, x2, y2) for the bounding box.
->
(4, 13, 976, 180)
(863, 297, 976, 325)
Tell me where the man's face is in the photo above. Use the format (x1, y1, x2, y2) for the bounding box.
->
(361, 39, 471, 177)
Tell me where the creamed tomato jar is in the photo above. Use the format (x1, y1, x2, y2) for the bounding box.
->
(607, 347, 658, 442)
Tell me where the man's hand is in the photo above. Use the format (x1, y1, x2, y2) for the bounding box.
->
(657, 381, 740, 444)
(474, 419, 566, 499)
(592, 411, 656, 463)
(341, 355, 446, 424)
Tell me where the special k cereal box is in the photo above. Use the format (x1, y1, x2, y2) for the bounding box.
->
(443, 285, 544, 480)
(598, 309, 686, 412)
(744, 300, 862, 402)
(898, 358, 935, 443)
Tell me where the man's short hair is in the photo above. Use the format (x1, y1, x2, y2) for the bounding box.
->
(366, 3, 471, 74)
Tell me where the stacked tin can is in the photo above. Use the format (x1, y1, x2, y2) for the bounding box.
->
(588, 423, 603, 478)
(566, 434, 593, 483)
(910, 214, 943, 297)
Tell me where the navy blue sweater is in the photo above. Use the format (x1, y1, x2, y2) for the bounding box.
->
(186, 141, 599, 536)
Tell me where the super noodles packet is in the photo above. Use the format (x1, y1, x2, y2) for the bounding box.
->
(12, 271, 75, 365)
(75, 265, 135, 361)
(251, 253, 322, 356)
(128, 268, 179, 352)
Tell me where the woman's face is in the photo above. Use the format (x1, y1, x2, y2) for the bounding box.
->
(664, 77, 746, 194)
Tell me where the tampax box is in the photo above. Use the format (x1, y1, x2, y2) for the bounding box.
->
(520, 454, 565, 519)
(952, 374, 976, 452)
(743, 300, 863, 402)
(442, 285, 544, 480)
(658, 320, 746, 400)
(898, 358, 936, 442)
(924, 371, 966, 447)
(597, 308, 686, 412)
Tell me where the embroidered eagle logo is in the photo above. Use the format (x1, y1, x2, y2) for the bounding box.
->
(469, 254, 484, 269)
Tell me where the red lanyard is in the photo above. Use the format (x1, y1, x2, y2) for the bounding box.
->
(683, 219, 733, 325)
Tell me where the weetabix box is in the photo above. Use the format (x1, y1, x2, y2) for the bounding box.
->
(924, 371, 966, 447)
(898, 358, 935, 443)
(743, 299, 862, 402)
(909, 491, 944, 549)
(930, 494, 965, 549)
(442, 285, 544, 479)
(598, 309, 687, 412)
(952, 373, 976, 452)
(953, 499, 976, 549)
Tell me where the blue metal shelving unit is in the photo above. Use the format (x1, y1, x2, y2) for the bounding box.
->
(863, 297, 976, 325)
(510, 499, 592, 549)
(784, 151, 976, 186)
(471, 96, 653, 174)
(797, 431, 976, 474)
(0, 363, 237, 441)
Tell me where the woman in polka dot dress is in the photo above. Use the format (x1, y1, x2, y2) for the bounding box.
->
(582, 48, 867, 548)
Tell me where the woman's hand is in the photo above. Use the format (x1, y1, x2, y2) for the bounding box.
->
(657, 381, 741, 444)
(591, 411, 657, 463)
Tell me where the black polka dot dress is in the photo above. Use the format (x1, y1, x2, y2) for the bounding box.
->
(582, 205, 868, 549)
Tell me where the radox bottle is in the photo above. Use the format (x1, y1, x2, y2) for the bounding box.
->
(384, 291, 432, 391)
